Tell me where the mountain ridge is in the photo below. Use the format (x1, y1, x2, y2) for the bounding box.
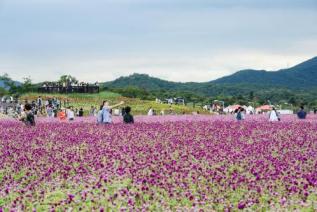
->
(213, 56, 317, 88)
(1, 57, 316, 98)
(103, 56, 317, 93)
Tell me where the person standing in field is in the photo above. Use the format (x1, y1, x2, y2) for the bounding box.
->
(89, 106, 95, 116)
(46, 104, 54, 118)
(37, 96, 43, 114)
(234, 107, 245, 121)
(297, 106, 307, 119)
(57, 108, 67, 121)
(66, 106, 75, 121)
(269, 107, 280, 122)
(78, 108, 84, 117)
(148, 107, 154, 116)
(123, 106, 134, 124)
(100, 100, 124, 124)
(74, 108, 79, 116)
(97, 105, 104, 124)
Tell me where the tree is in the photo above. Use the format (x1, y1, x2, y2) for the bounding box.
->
(20, 77, 33, 93)
(0, 73, 18, 94)
(0, 87, 8, 96)
(289, 97, 297, 106)
(0, 73, 36, 94)
(58, 75, 78, 85)
(249, 91, 254, 101)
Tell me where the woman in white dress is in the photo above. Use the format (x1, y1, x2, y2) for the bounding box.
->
(269, 107, 280, 122)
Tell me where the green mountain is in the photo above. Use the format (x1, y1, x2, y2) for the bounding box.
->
(103, 73, 194, 90)
(214, 56, 317, 88)
(103, 56, 317, 94)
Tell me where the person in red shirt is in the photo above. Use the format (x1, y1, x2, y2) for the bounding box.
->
(57, 108, 67, 121)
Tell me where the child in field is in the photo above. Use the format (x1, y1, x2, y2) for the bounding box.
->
(123, 106, 134, 124)
(19, 103, 35, 126)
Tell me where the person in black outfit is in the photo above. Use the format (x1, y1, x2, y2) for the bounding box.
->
(123, 106, 134, 124)
(78, 108, 84, 117)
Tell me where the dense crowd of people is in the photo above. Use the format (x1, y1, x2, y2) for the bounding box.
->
(14, 97, 135, 126)
(0, 95, 315, 126)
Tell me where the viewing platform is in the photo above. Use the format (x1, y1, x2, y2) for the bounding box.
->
(38, 85, 100, 94)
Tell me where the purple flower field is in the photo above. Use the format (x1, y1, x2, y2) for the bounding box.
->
(1, 115, 317, 211)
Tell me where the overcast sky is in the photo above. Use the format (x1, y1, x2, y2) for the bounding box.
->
(0, 0, 316, 82)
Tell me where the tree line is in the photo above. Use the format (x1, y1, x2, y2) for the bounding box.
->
(1, 73, 316, 109)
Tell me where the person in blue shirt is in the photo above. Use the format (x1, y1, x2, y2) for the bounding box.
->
(297, 106, 307, 119)
(97, 100, 124, 124)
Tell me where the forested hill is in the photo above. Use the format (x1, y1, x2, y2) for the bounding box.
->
(103, 74, 197, 91)
(213, 56, 317, 88)
(103, 56, 317, 95)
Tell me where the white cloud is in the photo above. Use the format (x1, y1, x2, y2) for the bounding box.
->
(0, 0, 316, 83)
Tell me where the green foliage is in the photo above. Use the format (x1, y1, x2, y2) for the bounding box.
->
(102, 72, 317, 108)
(58, 75, 78, 85)
(214, 56, 317, 89)
(0, 87, 8, 96)
(101, 57, 317, 107)
(0, 74, 35, 94)
(20, 76, 34, 93)
(0, 73, 19, 94)
(110, 86, 151, 100)
(3, 56, 317, 108)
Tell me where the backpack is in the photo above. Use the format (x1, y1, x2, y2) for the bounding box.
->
(236, 111, 242, 120)
(26, 112, 35, 126)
